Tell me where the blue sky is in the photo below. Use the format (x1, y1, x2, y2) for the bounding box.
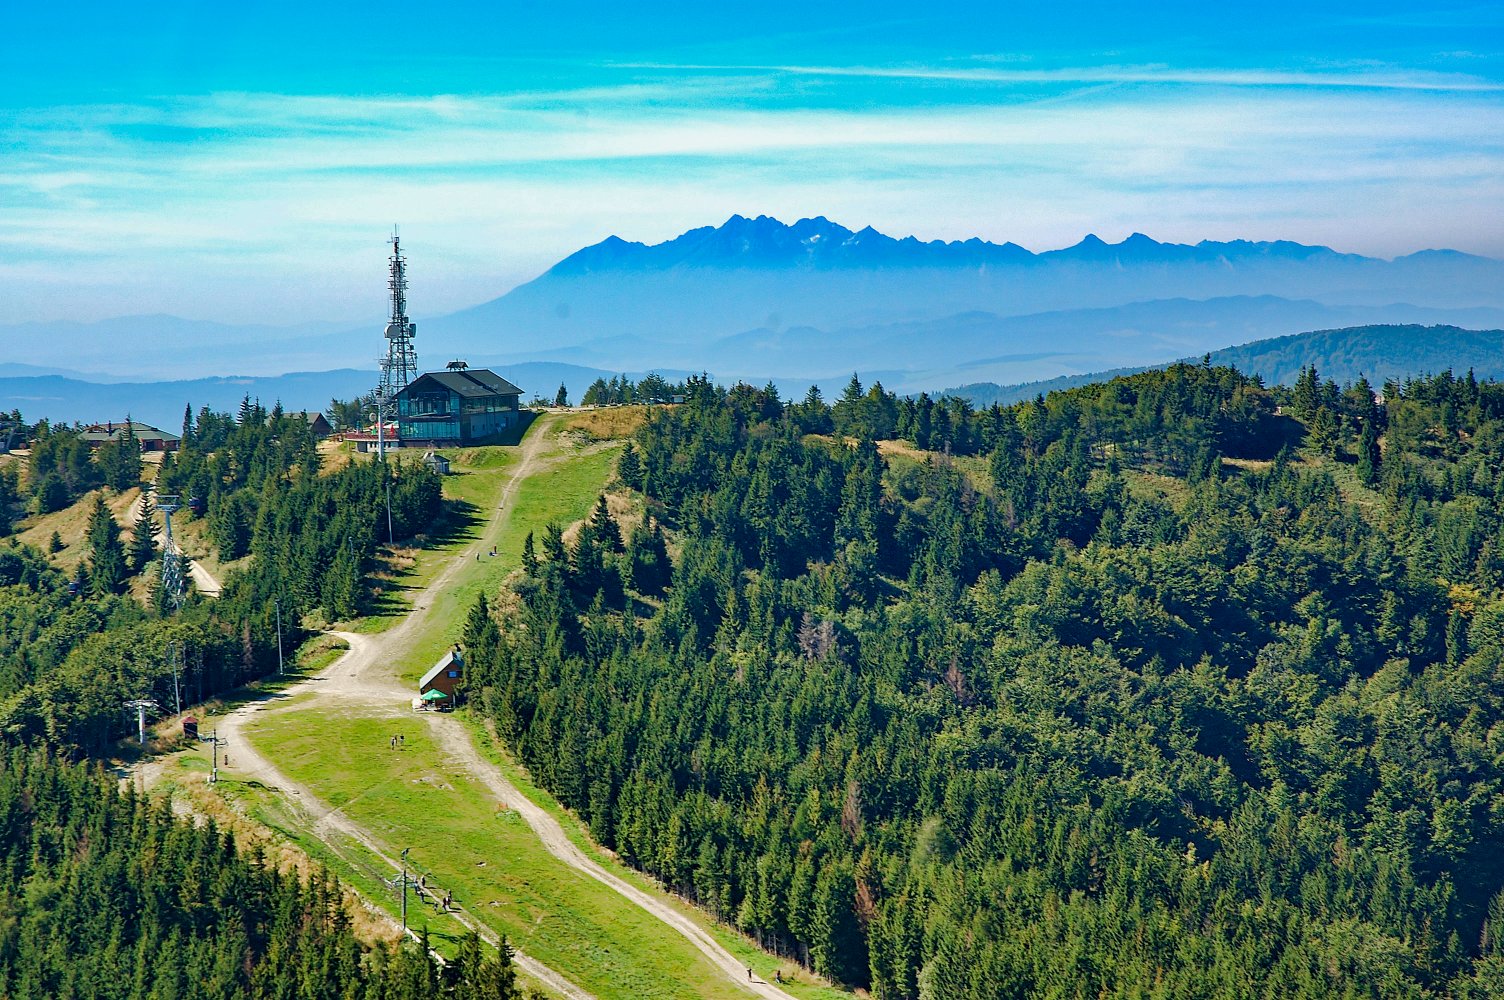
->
(5, 1, 1502, 323)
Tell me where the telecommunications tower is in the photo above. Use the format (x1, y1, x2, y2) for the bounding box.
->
(380, 230, 419, 399)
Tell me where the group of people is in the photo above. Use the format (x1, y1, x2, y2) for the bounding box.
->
(389, 734, 405, 750)
(415, 874, 454, 912)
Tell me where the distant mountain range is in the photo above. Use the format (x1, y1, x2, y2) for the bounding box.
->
(950, 324, 1504, 407)
(423, 215, 1504, 377)
(9, 215, 1504, 420)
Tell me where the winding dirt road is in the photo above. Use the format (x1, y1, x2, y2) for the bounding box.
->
(141, 417, 800, 999)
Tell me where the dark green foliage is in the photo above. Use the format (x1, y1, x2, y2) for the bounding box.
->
(1, 405, 442, 755)
(1358, 416, 1382, 486)
(0, 749, 525, 1000)
(31, 471, 70, 515)
(617, 442, 643, 489)
(554, 383, 569, 407)
(0, 466, 18, 536)
(27, 425, 100, 511)
(128, 494, 156, 574)
(95, 420, 142, 491)
(85, 494, 126, 596)
(471, 364, 1504, 997)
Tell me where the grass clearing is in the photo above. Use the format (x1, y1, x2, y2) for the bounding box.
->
(561, 406, 650, 441)
(397, 434, 621, 684)
(243, 707, 750, 1000)
(342, 445, 523, 634)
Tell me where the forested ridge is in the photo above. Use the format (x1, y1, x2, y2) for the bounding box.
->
(0, 400, 441, 752)
(469, 364, 1504, 998)
(0, 404, 507, 999)
(0, 749, 526, 999)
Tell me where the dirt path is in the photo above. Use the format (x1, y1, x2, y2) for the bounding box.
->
(140, 415, 800, 999)
(422, 713, 799, 999)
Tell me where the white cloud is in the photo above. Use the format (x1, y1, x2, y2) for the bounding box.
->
(2, 74, 1501, 322)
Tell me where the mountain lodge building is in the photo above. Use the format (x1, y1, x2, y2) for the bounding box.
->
(394, 365, 521, 446)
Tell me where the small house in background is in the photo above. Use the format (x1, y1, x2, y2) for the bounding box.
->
(283, 411, 334, 439)
(418, 646, 464, 702)
(422, 451, 451, 475)
(79, 420, 181, 452)
(182, 715, 199, 741)
(343, 426, 399, 453)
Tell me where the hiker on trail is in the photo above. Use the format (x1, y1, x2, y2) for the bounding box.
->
(747, 968, 752, 981)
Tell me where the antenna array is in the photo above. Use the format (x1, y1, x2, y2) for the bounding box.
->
(380, 230, 419, 399)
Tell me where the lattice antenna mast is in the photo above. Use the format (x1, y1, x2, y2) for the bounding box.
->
(380, 229, 419, 399)
(156, 493, 184, 612)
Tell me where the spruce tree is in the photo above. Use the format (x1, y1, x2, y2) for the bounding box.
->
(86, 494, 127, 596)
(554, 383, 569, 408)
(129, 494, 157, 574)
(618, 443, 643, 489)
(590, 495, 623, 553)
(1358, 418, 1382, 487)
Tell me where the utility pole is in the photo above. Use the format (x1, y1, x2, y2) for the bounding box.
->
(207, 729, 226, 784)
(401, 847, 412, 932)
(386, 479, 394, 545)
(169, 643, 182, 716)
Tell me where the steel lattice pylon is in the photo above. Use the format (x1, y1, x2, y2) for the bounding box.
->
(380, 231, 419, 399)
(156, 493, 184, 612)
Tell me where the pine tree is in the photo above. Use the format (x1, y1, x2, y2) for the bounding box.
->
(590, 495, 623, 553)
(129, 494, 157, 574)
(554, 383, 569, 408)
(618, 443, 643, 489)
(86, 494, 127, 596)
(1358, 418, 1382, 487)
(181, 402, 195, 449)
(49, 530, 64, 553)
(521, 531, 538, 574)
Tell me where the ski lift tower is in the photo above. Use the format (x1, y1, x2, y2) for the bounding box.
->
(156, 493, 185, 611)
(124, 698, 158, 745)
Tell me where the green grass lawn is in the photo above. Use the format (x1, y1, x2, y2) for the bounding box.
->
(242, 708, 752, 1000)
(397, 436, 622, 684)
(199, 415, 849, 999)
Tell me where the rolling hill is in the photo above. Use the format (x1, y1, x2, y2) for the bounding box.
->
(949, 324, 1504, 406)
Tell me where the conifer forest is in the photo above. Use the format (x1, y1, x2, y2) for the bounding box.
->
(468, 365, 1504, 998)
(5, 365, 1504, 997)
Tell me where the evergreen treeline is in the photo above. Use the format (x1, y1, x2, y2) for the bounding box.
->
(0, 748, 527, 999)
(467, 364, 1504, 998)
(0, 399, 442, 754)
(580, 372, 685, 407)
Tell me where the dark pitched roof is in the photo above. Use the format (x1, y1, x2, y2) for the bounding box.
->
(401, 368, 522, 399)
(419, 649, 463, 688)
(78, 421, 181, 443)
